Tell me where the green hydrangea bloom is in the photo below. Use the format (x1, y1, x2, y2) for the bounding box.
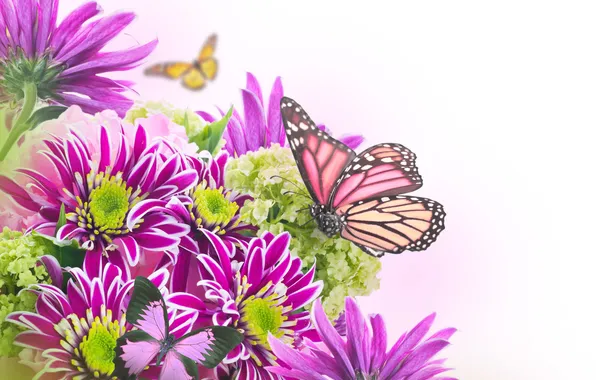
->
(125, 100, 206, 137)
(0, 228, 50, 357)
(225, 144, 381, 319)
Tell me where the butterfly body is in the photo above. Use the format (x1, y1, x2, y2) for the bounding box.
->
(281, 97, 446, 258)
(311, 204, 343, 237)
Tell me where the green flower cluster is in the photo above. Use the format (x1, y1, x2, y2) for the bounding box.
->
(125, 100, 206, 137)
(0, 228, 50, 357)
(225, 144, 381, 319)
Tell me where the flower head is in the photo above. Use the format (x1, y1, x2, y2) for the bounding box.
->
(0, 0, 156, 115)
(167, 230, 323, 379)
(268, 297, 457, 380)
(225, 144, 381, 319)
(153, 152, 255, 293)
(6, 264, 169, 379)
(197, 72, 364, 157)
(0, 120, 198, 278)
(0, 228, 52, 357)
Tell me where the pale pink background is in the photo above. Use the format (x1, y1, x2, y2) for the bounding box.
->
(56, 1, 593, 378)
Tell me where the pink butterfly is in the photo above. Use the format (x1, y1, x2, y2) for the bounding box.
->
(115, 277, 242, 379)
(281, 97, 446, 257)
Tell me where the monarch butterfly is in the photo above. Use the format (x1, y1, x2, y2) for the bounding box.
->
(280, 97, 446, 258)
(144, 34, 218, 90)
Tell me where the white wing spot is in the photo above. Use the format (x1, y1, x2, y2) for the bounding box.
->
(353, 164, 361, 170)
(361, 164, 372, 170)
(381, 197, 390, 201)
(293, 138, 299, 145)
(381, 157, 393, 163)
(299, 123, 309, 130)
(353, 157, 360, 162)
(299, 137, 304, 144)
(290, 123, 299, 132)
(296, 107, 301, 112)
(366, 155, 375, 162)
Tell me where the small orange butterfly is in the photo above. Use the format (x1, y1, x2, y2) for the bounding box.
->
(144, 34, 218, 91)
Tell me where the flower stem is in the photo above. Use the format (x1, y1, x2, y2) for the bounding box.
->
(0, 82, 37, 162)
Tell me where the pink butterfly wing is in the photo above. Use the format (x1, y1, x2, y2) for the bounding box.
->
(337, 195, 446, 256)
(120, 339, 161, 375)
(331, 143, 423, 209)
(281, 97, 356, 205)
(173, 329, 216, 363)
(159, 351, 194, 380)
(135, 300, 168, 341)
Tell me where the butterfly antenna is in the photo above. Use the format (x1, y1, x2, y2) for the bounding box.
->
(281, 190, 311, 200)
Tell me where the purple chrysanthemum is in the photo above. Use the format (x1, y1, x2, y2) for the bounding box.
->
(197, 72, 364, 157)
(0, 123, 198, 278)
(0, 0, 156, 115)
(167, 230, 323, 379)
(5, 264, 170, 379)
(267, 297, 457, 380)
(140, 151, 256, 293)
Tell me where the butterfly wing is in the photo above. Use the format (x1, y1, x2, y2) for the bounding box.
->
(281, 97, 356, 205)
(198, 34, 217, 62)
(330, 143, 423, 209)
(115, 330, 162, 378)
(145, 62, 193, 79)
(126, 276, 169, 340)
(337, 195, 446, 257)
(159, 350, 197, 380)
(197, 34, 218, 82)
(172, 326, 243, 369)
(182, 68, 207, 90)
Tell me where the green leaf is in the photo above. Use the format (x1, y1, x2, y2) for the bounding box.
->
(174, 325, 243, 369)
(190, 106, 233, 154)
(31, 232, 86, 291)
(54, 203, 66, 236)
(180, 354, 199, 379)
(26, 105, 67, 130)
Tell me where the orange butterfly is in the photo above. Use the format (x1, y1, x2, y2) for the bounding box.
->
(144, 34, 218, 91)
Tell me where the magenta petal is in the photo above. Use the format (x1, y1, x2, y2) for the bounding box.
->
(127, 199, 167, 230)
(369, 314, 388, 371)
(50, 2, 101, 52)
(113, 236, 140, 266)
(267, 335, 329, 380)
(312, 299, 355, 378)
(285, 281, 322, 311)
(13, 331, 61, 351)
(39, 255, 63, 287)
(167, 292, 206, 312)
(345, 297, 371, 373)
(61, 39, 158, 76)
(267, 76, 285, 146)
(241, 89, 266, 151)
(429, 327, 457, 341)
(264, 231, 290, 267)
(197, 254, 228, 288)
(392, 339, 451, 378)
(134, 231, 179, 250)
(340, 134, 365, 150)
(246, 72, 264, 106)
(0, 175, 39, 212)
(99, 125, 111, 172)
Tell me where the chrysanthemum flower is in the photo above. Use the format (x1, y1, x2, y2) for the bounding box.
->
(143, 151, 255, 292)
(6, 264, 170, 380)
(197, 72, 364, 157)
(0, 123, 198, 278)
(167, 230, 323, 379)
(0, 0, 156, 115)
(267, 297, 457, 380)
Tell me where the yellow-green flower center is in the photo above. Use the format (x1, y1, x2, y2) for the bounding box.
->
(241, 296, 285, 347)
(78, 320, 119, 377)
(193, 187, 238, 227)
(88, 177, 131, 230)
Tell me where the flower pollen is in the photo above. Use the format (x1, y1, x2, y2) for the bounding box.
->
(88, 178, 131, 231)
(241, 296, 286, 348)
(192, 185, 239, 229)
(78, 320, 118, 377)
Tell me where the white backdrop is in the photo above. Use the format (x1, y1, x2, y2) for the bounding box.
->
(61, 0, 596, 378)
